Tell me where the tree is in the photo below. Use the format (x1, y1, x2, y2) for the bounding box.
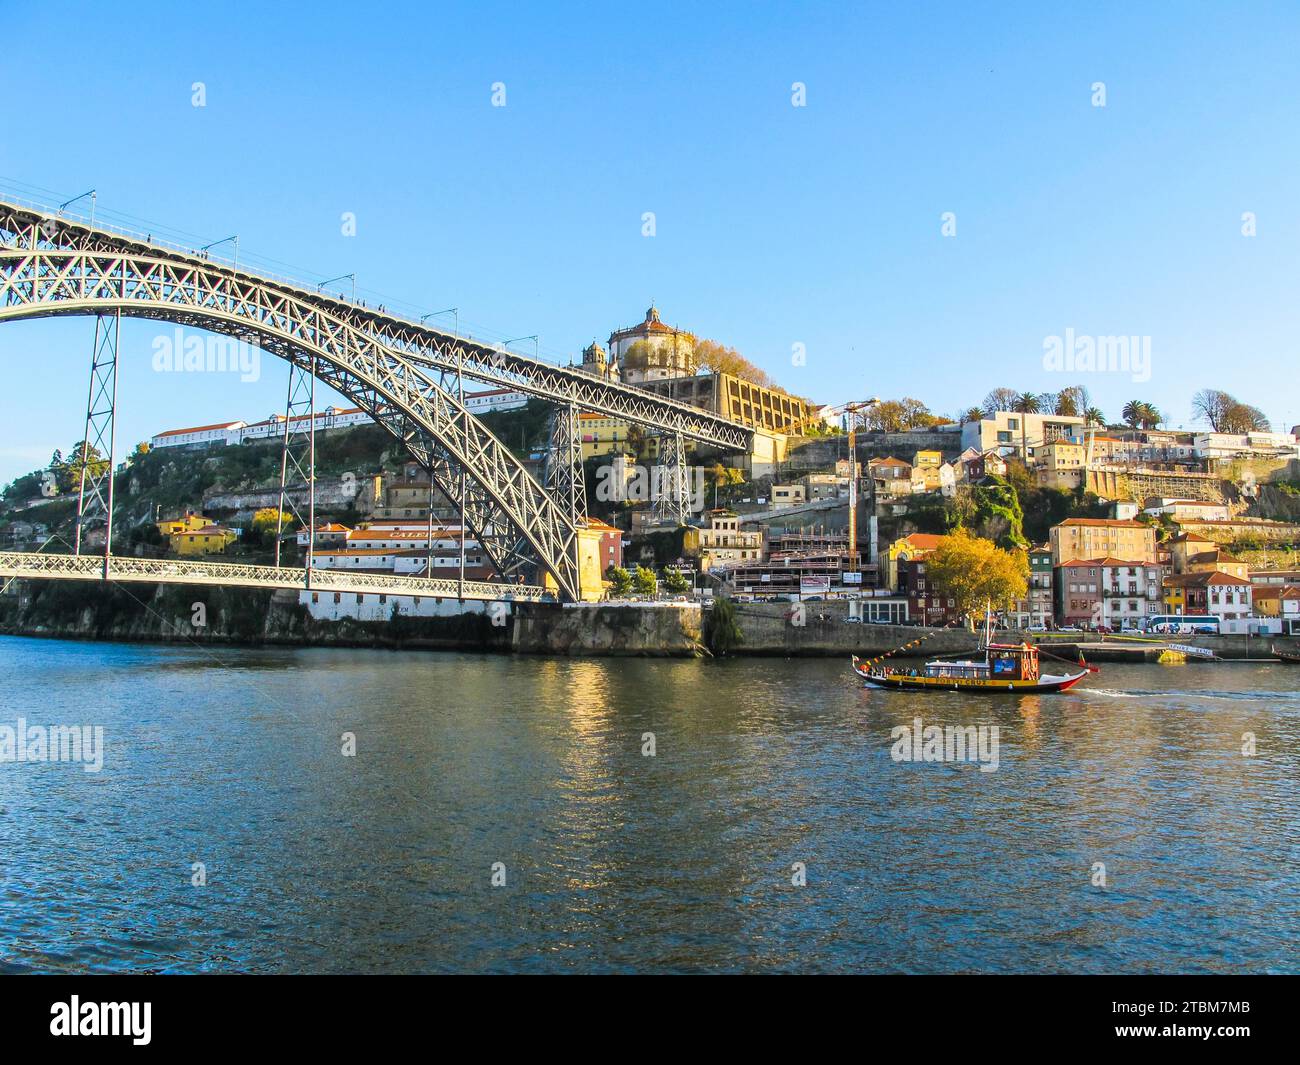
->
(663, 568, 691, 594)
(982, 387, 1020, 416)
(1122, 400, 1161, 429)
(1239, 405, 1271, 432)
(960, 407, 984, 425)
(624, 424, 646, 459)
(864, 397, 941, 432)
(1221, 402, 1270, 433)
(250, 507, 295, 545)
(606, 565, 633, 597)
(1054, 385, 1091, 417)
(921, 527, 1029, 618)
(1084, 407, 1107, 428)
(704, 596, 744, 656)
(1011, 392, 1041, 458)
(632, 564, 658, 598)
(1192, 389, 1233, 431)
(694, 338, 776, 390)
(55, 441, 110, 493)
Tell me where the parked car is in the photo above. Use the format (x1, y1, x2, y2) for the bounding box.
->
(843, 615, 862, 624)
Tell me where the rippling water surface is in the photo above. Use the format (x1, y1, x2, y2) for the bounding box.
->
(0, 635, 1296, 973)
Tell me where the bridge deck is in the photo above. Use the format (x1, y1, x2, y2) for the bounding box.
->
(0, 552, 548, 602)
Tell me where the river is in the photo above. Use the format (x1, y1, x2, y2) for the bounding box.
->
(0, 635, 1295, 974)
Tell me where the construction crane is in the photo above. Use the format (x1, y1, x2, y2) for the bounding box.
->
(777, 398, 879, 572)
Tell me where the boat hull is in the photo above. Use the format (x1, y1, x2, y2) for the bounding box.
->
(856, 669, 1088, 694)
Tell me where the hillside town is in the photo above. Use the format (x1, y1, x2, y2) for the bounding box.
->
(4, 304, 1299, 641)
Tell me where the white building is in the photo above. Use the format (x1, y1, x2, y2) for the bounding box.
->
(150, 420, 246, 450)
(1193, 431, 1300, 461)
(607, 305, 696, 384)
(1142, 498, 1231, 522)
(299, 589, 505, 622)
(464, 388, 527, 414)
(1096, 558, 1164, 629)
(962, 412, 1085, 457)
(151, 406, 371, 450)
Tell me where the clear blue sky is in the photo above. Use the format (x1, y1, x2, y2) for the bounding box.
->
(2, 0, 1298, 486)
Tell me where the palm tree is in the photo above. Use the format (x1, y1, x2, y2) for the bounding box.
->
(1122, 400, 1162, 430)
(1084, 407, 1106, 428)
(1012, 392, 1041, 459)
(960, 407, 983, 425)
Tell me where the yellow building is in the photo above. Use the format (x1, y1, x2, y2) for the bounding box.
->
(171, 524, 238, 556)
(539, 521, 627, 601)
(884, 532, 944, 592)
(1167, 532, 1248, 579)
(1049, 518, 1156, 566)
(1035, 441, 1086, 490)
(579, 413, 662, 460)
(156, 511, 216, 537)
(911, 450, 944, 491)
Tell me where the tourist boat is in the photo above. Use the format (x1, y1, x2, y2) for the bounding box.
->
(1271, 645, 1300, 664)
(851, 608, 1093, 694)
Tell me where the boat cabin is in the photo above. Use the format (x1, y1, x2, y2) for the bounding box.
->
(921, 643, 1041, 681)
(984, 643, 1040, 682)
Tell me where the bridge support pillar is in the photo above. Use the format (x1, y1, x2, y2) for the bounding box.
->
(74, 309, 120, 578)
(651, 431, 690, 526)
(544, 402, 586, 595)
(274, 356, 316, 585)
(544, 401, 587, 529)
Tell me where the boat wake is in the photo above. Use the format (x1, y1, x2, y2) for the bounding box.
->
(1081, 687, 1298, 703)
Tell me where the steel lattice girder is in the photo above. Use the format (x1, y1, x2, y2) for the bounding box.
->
(0, 550, 548, 601)
(0, 203, 753, 452)
(544, 404, 587, 530)
(75, 311, 119, 550)
(0, 212, 581, 599)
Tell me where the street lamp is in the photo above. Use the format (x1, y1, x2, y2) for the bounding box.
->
(201, 235, 239, 269)
(502, 335, 539, 360)
(421, 306, 459, 337)
(317, 273, 356, 302)
(58, 189, 97, 228)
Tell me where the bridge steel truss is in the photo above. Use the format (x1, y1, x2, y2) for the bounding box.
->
(0, 205, 584, 599)
(543, 402, 586, 533)
(0, 201, 757, 600)
(0, 550, 548, 602)
(73, 308, 120, 572)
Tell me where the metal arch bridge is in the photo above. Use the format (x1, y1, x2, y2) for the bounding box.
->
(0, 199, 754, 602)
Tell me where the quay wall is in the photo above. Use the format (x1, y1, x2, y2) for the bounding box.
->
(0, 578, 1286, 659)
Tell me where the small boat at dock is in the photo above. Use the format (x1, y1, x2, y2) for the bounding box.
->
(1271, 645, 1300, 664)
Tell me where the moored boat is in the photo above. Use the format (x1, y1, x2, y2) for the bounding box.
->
(1271, 645, 1300, 664)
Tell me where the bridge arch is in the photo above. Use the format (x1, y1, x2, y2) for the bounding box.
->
(0, 207, 580, 598)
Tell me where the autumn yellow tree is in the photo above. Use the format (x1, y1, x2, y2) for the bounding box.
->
(922, 527, 1028, 618)
(694, 338, 775, 389)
